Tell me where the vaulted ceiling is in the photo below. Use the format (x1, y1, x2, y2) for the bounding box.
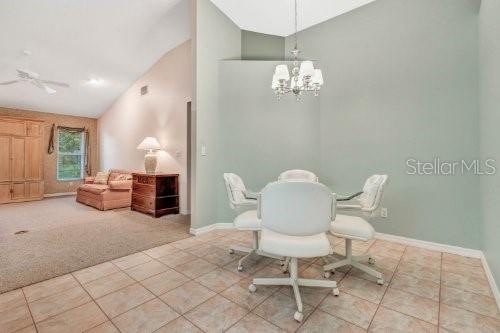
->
(0, 0, 190, 118)
(210, 0, 377, 36)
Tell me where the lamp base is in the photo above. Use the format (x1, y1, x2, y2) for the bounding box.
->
(144, 152, 157, 174)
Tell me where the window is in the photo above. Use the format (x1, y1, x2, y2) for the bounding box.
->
(57, 130, 85, 180)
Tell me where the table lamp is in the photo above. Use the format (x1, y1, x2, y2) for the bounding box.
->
(137, 137, 161, 174)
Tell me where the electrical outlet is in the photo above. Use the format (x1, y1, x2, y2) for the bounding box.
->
(381, 207, 388, 218)
(201, 144, 207, 156)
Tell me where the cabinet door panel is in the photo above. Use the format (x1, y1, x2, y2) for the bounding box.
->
(25, 136, 42, 180)
(11, 137, 25, 181)
(11, 182, 25, 200)
(27, 122, 42, 137)
(27, 181, 43, 198)
(0, 183, 10, 203)
(0, 136, 10, 182)
(0, 119, 25, 136)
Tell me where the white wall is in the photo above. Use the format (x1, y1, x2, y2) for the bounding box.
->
(98, 40, 192, 213)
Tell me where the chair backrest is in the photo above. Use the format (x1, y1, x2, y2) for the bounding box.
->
(260, 181, 336, 237)
(358, 174, 388, 212)
(278, 169, 319, 183)
(223, 173, 248, 210)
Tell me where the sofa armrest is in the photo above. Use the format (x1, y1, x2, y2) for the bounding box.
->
(84, 176, 95, 184)
(109, 180, 132, 191)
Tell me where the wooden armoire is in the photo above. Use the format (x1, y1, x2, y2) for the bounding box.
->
(0, 117, 44, 203)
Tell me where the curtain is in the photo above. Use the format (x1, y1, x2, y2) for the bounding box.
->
(48, 125, 92, 176)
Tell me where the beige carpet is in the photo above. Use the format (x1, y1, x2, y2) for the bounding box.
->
(0, 196, 191, 293)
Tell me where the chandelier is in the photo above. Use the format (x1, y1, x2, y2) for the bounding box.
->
(272, 0, 324, 100)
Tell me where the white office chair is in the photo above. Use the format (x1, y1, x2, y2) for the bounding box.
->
(249, 181, 339, 322)
(278, 169, 319, 182)
(323, 175, 388, 285)
(223, 173, 281, 271)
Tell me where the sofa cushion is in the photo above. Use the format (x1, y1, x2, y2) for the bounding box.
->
(109, 180, 132, 190)
(84, 176, 95, 184)
(113, 174, 132, 181)
(79, 184, 109, 194)
(94, 172, 110, 185)
(109, 170, 132, 181)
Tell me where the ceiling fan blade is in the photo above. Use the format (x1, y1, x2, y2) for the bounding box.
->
(0, 79, 20, 85)
(41, 80, 69, 88)
(30, 79, 56, 94)
(17, 68, 39, 79)
(44, 85, 57, 94)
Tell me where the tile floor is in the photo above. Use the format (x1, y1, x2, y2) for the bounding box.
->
(1, 229, 499, 333)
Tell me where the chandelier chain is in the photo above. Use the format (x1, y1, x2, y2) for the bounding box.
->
(294, 0, 298, 51)
(271, 0, 323, 100)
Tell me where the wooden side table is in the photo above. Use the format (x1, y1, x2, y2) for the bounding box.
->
(131, 173, 179, 217)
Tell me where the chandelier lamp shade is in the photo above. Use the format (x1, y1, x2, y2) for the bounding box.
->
(272, 0, 324, 100)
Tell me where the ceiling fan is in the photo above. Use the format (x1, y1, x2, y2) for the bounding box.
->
(0, 68, 70, 94)
(0, 51, 70, 94)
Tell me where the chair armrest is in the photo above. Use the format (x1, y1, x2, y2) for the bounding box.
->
(243, 190, 258, 200)
(337, 204, 363, 210)
(109, 180, 132, 190)
(84, 176, 95, 184)
(337, 191, 363, 201)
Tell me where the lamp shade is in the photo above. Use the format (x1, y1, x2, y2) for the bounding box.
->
(271, 74, 279, 89)
(299, 61, 315, 77)
(275, 64, 290, 81)
(137, 137, 161, 150)
(312, 69, 324, 85)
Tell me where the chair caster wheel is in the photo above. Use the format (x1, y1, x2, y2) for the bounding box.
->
(323, 271, 332, 279)
(368, 257, 375, 265)
(282, 268, 289, 274)
(229, 249, 235, 254)
(294, 311, 304, 322)
(237, 265, 244, 272)
(280, 260, 285, 266)
(333, 288, 340, 296)
(249, 284, 256, 293)
(377, 278, 384, 285)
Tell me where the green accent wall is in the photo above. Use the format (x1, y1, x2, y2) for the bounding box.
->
(196, 0, 498, 256)
(241, 30, 285, 60)
(479, 0, 500, 287)
(192, 0, 241, 229)
(217, 61, 320, 223)
(283, 0, 481, 248)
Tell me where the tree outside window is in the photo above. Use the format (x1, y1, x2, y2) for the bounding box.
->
(57, 130, 85, 180)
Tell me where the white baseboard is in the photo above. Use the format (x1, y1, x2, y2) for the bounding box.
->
(190, 223, 233, 236)
(180, 209, 191, 215)
(480, 253, 500, 312)
(375, 232, 482, 258)
(44, 192, 77, 198)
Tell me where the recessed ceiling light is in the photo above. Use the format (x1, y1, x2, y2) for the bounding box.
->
(87, 78, 105, 86)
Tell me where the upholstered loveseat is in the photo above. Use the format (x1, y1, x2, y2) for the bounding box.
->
(76, 169, 133, 210)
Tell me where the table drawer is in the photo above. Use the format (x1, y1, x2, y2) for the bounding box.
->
(133, 175, 156, 185)
(132, 193, 154, 210)
(132, 182, 155, 196)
